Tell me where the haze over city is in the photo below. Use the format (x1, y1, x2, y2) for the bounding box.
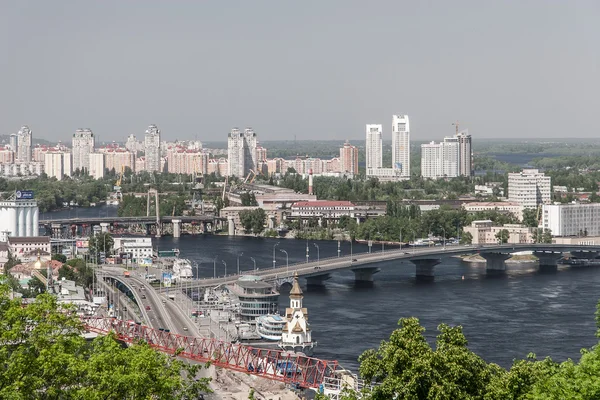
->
(2, 1, 598, 142)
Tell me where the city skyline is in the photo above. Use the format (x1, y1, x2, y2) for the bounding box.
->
(1, 2, 597, 142)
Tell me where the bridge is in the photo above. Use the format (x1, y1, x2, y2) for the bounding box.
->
(81, 317, 341, 390)
(40, 215, 225, 238)
(176, 243, 600, 289)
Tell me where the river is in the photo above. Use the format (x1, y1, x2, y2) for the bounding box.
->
(49, 206, 600, 371)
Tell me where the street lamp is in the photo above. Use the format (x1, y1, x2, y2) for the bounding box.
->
(377, 232, 384, 254)
(222, 260, 227, 277)
(272, 242, 280, 268)
(313, 243, 320, 266)
(237, 252, 243, 275)
(280, 249, 289, 276)
(213, 255, 218, 279)
(250, 257, 257, 271)
(442, 227, 446, 250)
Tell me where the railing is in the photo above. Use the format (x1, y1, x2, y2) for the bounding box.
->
(81, 317, 339, 389)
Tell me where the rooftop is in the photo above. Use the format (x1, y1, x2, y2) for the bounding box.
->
(292, 201, 354, 208)
(8, 236, 50, 244)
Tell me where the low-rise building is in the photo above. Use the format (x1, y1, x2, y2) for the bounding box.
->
(113, 236, 153, 262)
(220, 206, 281, 234)
(463, 201, 524, 221)
(541, 203, 600, 237)
(8, 236, 51, 258)
(463, 220, 535, 245)
(227, 275, 279, 323)
(290, 200, 355, 220)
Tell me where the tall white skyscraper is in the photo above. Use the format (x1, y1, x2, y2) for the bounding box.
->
(16, 126, 32, 162)
(72, 128, 95, 173)
(456, 131, 472, 177)
(9, 133, 17, 152)
(420, 137, 459, 179)
(227, 127, 258, 178)
(365, 124, 383, 170)
(392, 115, 410, 178)
(144, 125, 161, 173)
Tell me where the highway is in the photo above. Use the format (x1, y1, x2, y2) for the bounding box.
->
(99, 266, 201, 338)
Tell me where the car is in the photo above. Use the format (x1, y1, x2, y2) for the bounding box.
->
(145, 305, 151, 311)
(314, 266, 321, 270)
(351, 258, 358, 262)
(183, 327, 188, 331)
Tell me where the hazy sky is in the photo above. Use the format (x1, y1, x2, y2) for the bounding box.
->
(1, 1, 598, 143)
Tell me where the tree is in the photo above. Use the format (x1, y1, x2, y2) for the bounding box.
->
(0, 279, 212, 399)
(88, 232, 114, 258)
(522, 208, 540, 227)
(251, 208, 266, 235)
(495, 229, 510, 244)
(460, 231, 473, 245)
(52, 253, 67, 263)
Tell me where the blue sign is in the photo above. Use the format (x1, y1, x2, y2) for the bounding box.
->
(16, 190, 34, 200)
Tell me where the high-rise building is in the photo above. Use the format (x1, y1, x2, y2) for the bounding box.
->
(89, 153, 105, 180)
(227, 127, 258, 178)
(125, 134, 138, 153)
(44, 152, 72, 181)
(365, 124, 382, 170)
(256, 145, 267, 163)
(16, 126, 32, 162)
(101, 146, 135, 173)
(0, 146, 15, 164)
(144, 125, 161, 172)
(9, 134, 17, 152)
(391, 115, 410, 178)
(456, 131, 472, 177)
(339, 141, 359, 176)
(508, 169, 551, 208)
(420, 137, 459, 179)
(72, 128, 95, 173)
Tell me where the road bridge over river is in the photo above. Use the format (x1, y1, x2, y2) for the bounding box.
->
(175, 243, 600, 289)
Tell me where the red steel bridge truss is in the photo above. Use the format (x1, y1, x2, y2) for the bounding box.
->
(82, 317, 339, 389)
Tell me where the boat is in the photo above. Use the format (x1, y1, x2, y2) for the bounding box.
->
(172, 258, 194, 279)
(256, 314, 286, 341)
(107, 199, 120, 206)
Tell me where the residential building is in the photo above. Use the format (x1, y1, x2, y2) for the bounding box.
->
(167, 147, 208, 175)
(256, 145, 267, 163)
(72, 128, 95, 173)
(208, 158, 228, 176)
(463, 220, 534, 245)
(144, 125, 161, 172)
(16, 126, 33, 162)
(125, 134, 138, 153)
(391, 115, 410, 178)
(266, 158, 285, 176)
(339, 141, 359, 176)
(44, 152, 72, 180)
(227, 127, 258, 178)
(420, 137, 460, 179)
(101, 146, 135, 173)
(365, 124, 382, 171)
(9, 133, 17, 152)
(0, 146, 15, 164)
(463, 201, 524, 221)
(89, 153, 105, 179)
(508, 169, 551, 208)
(365, 167, 402, 182)
(0, 163, 44, 177)
(457, 131, 472, 177)
(541, 203, 600, 237)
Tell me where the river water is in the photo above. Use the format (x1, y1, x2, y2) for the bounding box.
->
(50, 206, 600, 371)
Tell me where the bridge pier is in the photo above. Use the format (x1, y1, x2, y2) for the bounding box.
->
(172, 219, 181, 238)
(51, 223, 62, 239)
(306, 273, 331, 287)
(480, 252, 511, 274)
(100, 222, 110, 233)
(352, 267, 381, 283)
(534, 251, 563, 273)
(411, 259, 440, 282)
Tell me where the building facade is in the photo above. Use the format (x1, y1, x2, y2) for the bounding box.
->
(16, 126, 33, 162)
(72, 129, 95, 173)
(339, 141, 359, 176)
(541, 203, 600, 237)
(144, 125, 161, 172)
(227, 127, 258, 178)
(365, 124, 383, 171)
(44, 152, 72, 180)
(463, 220, 534, 245)
(391, 115, 410, 178)
(508, 169, 551, 208)
(88, 153, 105, 180)
(463, 201, 524, 222)
(457, 131, 472, 177)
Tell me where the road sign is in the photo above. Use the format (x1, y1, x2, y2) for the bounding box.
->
(16, 190, 34, 200)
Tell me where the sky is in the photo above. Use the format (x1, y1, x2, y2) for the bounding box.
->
(1, 1, 599, 143)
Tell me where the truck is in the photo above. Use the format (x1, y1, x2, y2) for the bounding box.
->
(123, 271, 131, 277)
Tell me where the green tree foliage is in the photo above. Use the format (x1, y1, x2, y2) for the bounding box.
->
(88, 232, 114, 258)
(51, 253, 67, 263)
(0, 279, 212, 399)
(522, 208, 540, 227)
(240, 192, 258, 206)
(495, 229, 510, 244)
(239, 209, 266, 235)
(460, 231, 473, 245)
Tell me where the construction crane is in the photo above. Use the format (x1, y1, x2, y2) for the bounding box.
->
(114, 165, 125, 199)
(244, 169, 257, 184)
(452, 121, 460, 135)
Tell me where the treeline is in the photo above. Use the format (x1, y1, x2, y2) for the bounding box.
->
(321, 301, 600, 399)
